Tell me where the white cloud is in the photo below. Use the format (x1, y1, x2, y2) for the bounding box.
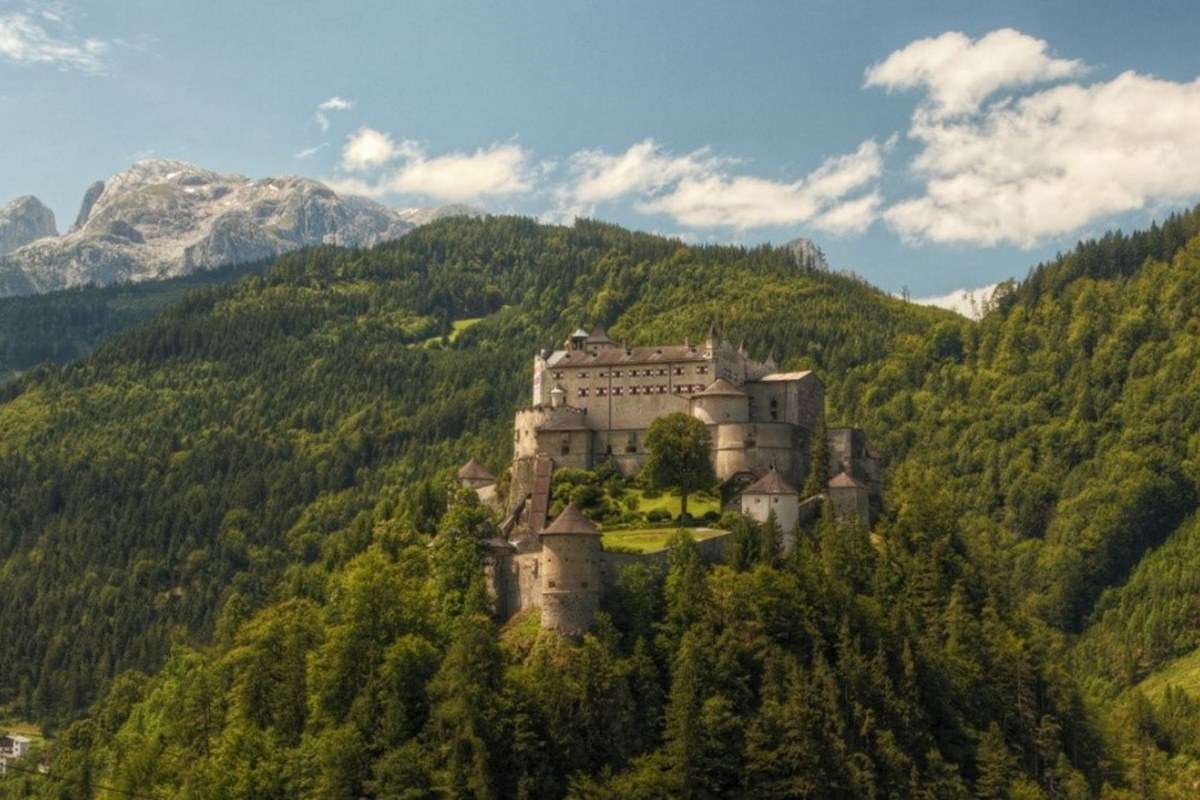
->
(910, 283, 1001, 320)
(812, 191, 882, 235)
(386, 143, 532, 200)
(331, 133, 534, 201)
(314, 96, 353, 131)
(636, 139, 886, 230)
(865, 28, 1085, 117)
(341, 127, 410, 171)
(0, 9, 108, 73)
(883, 70, 1200, 246)
(294, 143, 327, 160)
(567, 139, 721, 204)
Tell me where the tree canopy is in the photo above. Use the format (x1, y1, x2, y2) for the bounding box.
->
(642, 412, 717, 517)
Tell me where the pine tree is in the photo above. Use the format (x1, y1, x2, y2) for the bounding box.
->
(974, 723, 1015, 800)
(803, 420, 829, 498)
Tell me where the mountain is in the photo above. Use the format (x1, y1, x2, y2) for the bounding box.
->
(783, 235, 828, 270)
(394, 202, 486, 226)
(0, 160, 421, 296)
(0, 195, 57, 256)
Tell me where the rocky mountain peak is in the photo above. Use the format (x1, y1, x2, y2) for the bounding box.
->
(0, 161, 481, 297)
(784, 237, 828, 271)
(0, 195, 58, 256)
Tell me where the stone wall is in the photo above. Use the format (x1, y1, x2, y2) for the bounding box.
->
(540, 534, 604, 635)
(486, 532, 732, 627)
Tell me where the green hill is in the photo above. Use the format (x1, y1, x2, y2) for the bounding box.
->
(7, 210, 1200, 797)
(0, 216, 944, 725)
(0, 259, 271, 385)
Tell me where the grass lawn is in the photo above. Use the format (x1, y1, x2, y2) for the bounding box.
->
(419, 316, 484, 347)
(602, 527, 726, 554)
(0, 716, 45, 745)
(1135, 648, 1200, 700)
(622, 488, 720, 519)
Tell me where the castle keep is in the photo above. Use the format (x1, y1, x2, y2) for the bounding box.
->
(464, 324, 882, 635)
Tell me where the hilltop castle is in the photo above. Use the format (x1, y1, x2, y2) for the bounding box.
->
(460, 325, 882, 636)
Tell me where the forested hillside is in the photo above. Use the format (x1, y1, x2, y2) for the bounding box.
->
(0, 260, 268, 383)
(5, 210, 1200, 797)
(0, 216, 942, 726)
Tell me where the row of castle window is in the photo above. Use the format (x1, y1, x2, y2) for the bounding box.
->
(578, 384, 706, 398)
(554, 365, 708, 380)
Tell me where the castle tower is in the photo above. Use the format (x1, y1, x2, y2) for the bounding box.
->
(539, 502, 603, 636)
(690, 378, 750, 424)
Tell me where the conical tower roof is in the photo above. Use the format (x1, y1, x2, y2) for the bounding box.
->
(828, 471, 868, 490)
(457, 458, 495, 481)
(541, 502, 601, 536)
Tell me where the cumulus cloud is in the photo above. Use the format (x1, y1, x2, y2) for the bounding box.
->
(385, 143, 532, 200)
(314, 96, 353, 131)
(0, 9, 108, 73)
(864, 28, 1085, 117)
(635, 139, 886, 231)
(331, 131, 534, 201)
(341, 127, 409, 171)
(910, 283, 1001, 320)
(883, 70, 1200, 246)
(567, 139, 722, 204)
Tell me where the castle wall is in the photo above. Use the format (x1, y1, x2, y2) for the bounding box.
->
(741, 492, 800, 534)
(745, 373, 823, 430)
(540, 534, 603, 635)
(711, 422, 804, 484)
(827, 427, 880, 497)
(830, 485, 871, 526)
(490, 533, 732, 627)
(534, 428, 593, 471)
(691, 394, 750, 425)
(514, 407, 554, 459)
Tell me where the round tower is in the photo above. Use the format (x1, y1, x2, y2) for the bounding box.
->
(690, 378, 750, 424)
(539, 502, 603, 636)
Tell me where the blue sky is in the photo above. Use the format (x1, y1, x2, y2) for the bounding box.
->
(2, 0, 1200, 298)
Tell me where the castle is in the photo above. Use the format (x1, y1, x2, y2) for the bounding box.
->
(460, 325, 881, 636)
